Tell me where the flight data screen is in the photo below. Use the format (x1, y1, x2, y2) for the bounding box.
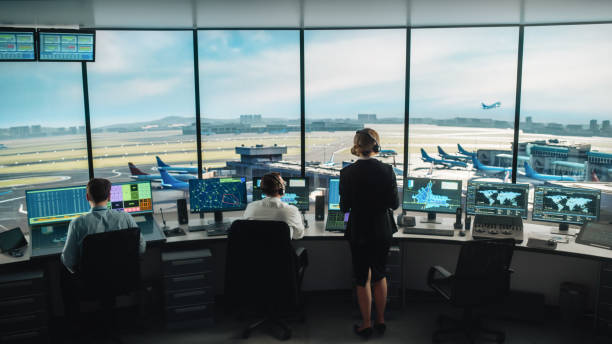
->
(252, 177, 309, 211)
(190, 178, 247, 213)
(26, 186, 89, 225)
(403, 178, 462, 214)
(328, 178, 340, 211)
(466, 181, 529, 218)
(533, 186, 600, 225)
(0, 31, 35, 60)
(39, 31, 94, 61)
(108, 182, 153, 215)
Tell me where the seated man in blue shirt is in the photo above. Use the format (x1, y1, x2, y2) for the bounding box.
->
(61, 178, 146, 273)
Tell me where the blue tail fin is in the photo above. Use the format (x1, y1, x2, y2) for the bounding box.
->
(437, 146, 448, 156)
(524, 161, 536, 177)
(159, 168, 182, 185)
(156, 156, 170, 168)
(471, 156, 482, 169)
(420, 148, 431, 160)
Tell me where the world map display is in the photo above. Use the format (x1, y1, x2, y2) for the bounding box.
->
(478, 189, 521, 207)
(545, 195, 593, 214)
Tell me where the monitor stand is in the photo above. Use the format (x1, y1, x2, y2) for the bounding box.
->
(550, 223, 577, 235)
(419, 212, 441, 224)
(211, 211, 232, 226)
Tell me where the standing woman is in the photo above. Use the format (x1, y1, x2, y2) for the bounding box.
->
(340, 128, 399, 338)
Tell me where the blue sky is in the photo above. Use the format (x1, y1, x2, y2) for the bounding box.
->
(0, 25, 610, 128)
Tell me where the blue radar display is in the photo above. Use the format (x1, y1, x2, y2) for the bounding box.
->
(403, 178, 462, 214)
(328, 178, 340, 211)
(252, 177, 309, 211)
(0, 29, 35, 61)
(532, 185, 600, 225)
(189, 178, 247, 213)
(466, 181, 529, 218)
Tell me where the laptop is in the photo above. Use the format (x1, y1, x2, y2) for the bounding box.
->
(325, 178, 349, 232)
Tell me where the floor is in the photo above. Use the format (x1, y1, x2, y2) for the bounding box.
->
(56, 293, 609, 344)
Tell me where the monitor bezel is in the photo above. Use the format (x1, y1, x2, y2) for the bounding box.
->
(466, 180, 530, 219)
(328, 178, 341, 211)
(252, 176, 310, 211)
(532, 185, 601, 225)
(189, 177, 248, 213)
(37, 28, 96, 62)
(109, 180, 154, 216)
(25, 184, 89, 226)
(0, 27, 37, 62)
(402, 177, 463, 214)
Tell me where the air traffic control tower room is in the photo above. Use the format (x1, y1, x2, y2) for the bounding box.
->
(0, 0, 611, 343)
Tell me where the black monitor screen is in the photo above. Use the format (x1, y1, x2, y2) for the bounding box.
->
(252, 177, 309, 211)
(466, 181, 529, 218)
(533, 185, 600, 225)
(108, 181, 153, 215)
(402, 177, 462, 214)
(38, 30, 95, 61)
(189, 178, 247, 213)
(26, 185, 89, 225)
(0, 29, 35, 61)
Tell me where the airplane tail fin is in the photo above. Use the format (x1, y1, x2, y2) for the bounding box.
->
(159, 168, 182, 186)
(128, 162, 148, 176)
(481, 102, 486, 109)
(328, 152, 335, 164)
(437, 146, 448, 156)
(156, 156, 170, 168)
(471, 155, 482, 169)
(458, 144, 467, 154)
(420, 148, 431, 160)
(524, 161, 536, 177)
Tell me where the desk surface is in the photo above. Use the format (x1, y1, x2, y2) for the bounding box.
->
(2, 212, 611, 267)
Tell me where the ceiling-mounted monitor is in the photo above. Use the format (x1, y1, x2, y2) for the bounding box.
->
(0, 28, 36, 61)
(38, 29, 95, 62)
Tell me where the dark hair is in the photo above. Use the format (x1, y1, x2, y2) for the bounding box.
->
(87, 178, 111, 203)
(351, 128, 380, 156)
(261, 172, 283, 196)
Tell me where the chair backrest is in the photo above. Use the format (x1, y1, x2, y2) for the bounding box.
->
(224, 220, 298, 312)
(452, 238, 515, 306)
(80, 228, 141, 297)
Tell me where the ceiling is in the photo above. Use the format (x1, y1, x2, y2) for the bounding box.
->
(0, 0, 611, 29)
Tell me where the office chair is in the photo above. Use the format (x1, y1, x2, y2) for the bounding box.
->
(225, 220, 308, 341)
(427, 238, 515, 343)
(78, 228, 142, 343)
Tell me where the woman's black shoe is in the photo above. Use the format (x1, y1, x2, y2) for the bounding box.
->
(374, 323, 386, 335)
(353, 325, 373, 339)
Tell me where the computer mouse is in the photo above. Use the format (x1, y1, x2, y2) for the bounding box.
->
(459, 231, 466, 237)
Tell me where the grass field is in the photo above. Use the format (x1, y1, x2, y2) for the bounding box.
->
(0, 176, 69, 188)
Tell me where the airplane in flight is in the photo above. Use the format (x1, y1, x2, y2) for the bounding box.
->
(421, 149, 468, 168)
(379, 149, 398, 158)
(457, 144, 477, 158)
(321, 153, 336, 167)
(481, 101, 501, 109)
(156, 156, 198, 174)
(128, 163, 196, 182)
(523, 161, 576, 182)
(159, 168, 189, 191)
(437, 146, 468, 162)
(471, 156, 512, 176)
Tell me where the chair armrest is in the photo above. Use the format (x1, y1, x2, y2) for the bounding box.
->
(294, 247, 308, 268)
(427, 265, 452, 287)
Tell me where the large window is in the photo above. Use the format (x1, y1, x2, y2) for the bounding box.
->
(87, 31, 196, 213)
(305, 29, 406, 189)
(409, 27, 519, 188)
(198, 30, 301, 180)
(0, 63, 87, 224)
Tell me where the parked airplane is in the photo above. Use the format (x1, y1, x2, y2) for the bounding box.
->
(421, 149, 468, 168)
(524, 161, 575, 182)
(457, 144, 477, 158)
(155, 156, 198, 174)
(379, 149, 398, 158)
(321, 153, 336, 167)
(481, 101, 501, 109)
(437, 146, 468, 162)
(159, 168, 189, 191)
(128, 163, 196, 182)
(471, 156, 511, 176)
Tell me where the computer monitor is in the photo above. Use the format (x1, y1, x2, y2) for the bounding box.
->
(328, 178, 340, 211)
(0, 28, 36, 61)
(38, 29, 95, 61)
(189, 178, 247, 222)
(466, 181, 529, 219)
(252, 177, 310, 211)
(108, 181, 153, 215)
(532, 185, 601, 230)
(26, 185, 89, 226)
(402, 177, 462, 222)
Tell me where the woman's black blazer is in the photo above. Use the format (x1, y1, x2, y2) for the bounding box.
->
(339, 158, 400, 245)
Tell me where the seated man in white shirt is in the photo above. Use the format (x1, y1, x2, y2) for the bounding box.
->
(243, 172, 305, 239)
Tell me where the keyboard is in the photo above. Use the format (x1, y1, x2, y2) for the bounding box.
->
(473, 215, 523, 243)
(325, 211, 347, 232)
(188, 224, 208, 232)
(402, 228, 454, 237)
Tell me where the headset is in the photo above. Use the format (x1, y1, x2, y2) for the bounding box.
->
(355, 129, 381, 153)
